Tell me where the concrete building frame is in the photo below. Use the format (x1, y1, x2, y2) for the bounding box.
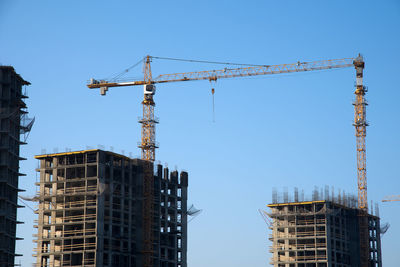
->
(0, 66, 31, 266)
(268, 199, 382, 267)
(34, 149, 188, 267)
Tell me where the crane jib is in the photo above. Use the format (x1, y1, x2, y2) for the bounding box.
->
(153, 58, 355, 84)
(87, 58, 355, 87)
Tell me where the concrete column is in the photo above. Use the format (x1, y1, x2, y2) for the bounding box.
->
(96, 152, 105, 266)
(180, 171, 188, 267)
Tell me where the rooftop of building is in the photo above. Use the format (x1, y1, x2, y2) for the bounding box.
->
(34, 148, 136, 162)
(34, 149, 189, 187)
(267, 200, 326, 207)
(268, 187, 380, 218)
(34, 148, 188, 176)
(0, 65, 30, 85)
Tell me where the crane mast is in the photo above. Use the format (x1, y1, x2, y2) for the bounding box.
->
(354, 56, 367, 211)
(353, 56, 369, 267)
(88, 54, 370, 266)
(140, 55, 158, 161)
(141, 56, 156, 266)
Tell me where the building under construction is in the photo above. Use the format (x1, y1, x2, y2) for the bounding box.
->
(33, 149, 188, 267)
(0, 66, 33, 266)
(267, 188, 382, 267)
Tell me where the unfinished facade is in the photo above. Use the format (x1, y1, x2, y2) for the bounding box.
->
(34, 149, 188, 267)
(267, 189, 382, 267)
(0, 66, 32, 266)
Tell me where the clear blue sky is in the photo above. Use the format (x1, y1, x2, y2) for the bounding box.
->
(1, 1, 399, 266)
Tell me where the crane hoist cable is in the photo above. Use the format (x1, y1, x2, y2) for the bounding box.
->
(150, 56, 267, 66)
(105, 55, 267, 83)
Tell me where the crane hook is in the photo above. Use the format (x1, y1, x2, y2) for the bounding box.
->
(211, 87, 215, 123)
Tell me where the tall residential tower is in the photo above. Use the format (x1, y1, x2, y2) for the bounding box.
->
(0, 66, 32, 266)
(34, 149, 188, 267)
(267, 189, 382, 267)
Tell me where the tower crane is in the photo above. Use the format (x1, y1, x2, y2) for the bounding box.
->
(87, 54, 368, 266)
(382, 195, 400, 202)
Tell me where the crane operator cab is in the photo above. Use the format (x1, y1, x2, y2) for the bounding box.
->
(144, 84, 156, 95)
